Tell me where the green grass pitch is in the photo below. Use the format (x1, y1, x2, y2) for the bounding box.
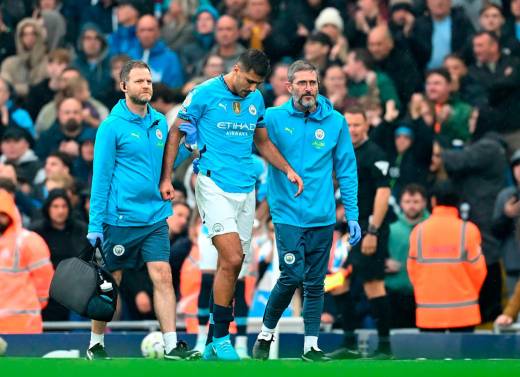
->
(1, 358, 520, 377)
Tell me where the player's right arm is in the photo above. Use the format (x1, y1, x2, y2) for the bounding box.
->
(160, 118, 184, 200)
(89, 121, 117, 233)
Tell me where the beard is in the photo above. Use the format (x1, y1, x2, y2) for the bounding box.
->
(405, 210, 423, 221)
(129, 93, 150, 106)
(297, 93, 317, 111)
(64, 119, 81, 134)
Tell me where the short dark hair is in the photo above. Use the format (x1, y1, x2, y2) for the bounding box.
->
(401, 184, 427, 200)
(47, 151, 73, 172)
(431, 180, 460, 207)
(172, 181, 188, 198)
(0, 177, 16, 194)
(151, 83, 182, 104)
(61, 66, 81, 77)
(473, 30, 500, 46)
(479, 3, 503, 16)
(350, 49, 375, 70)
(120, 60, 151, 84)
(237, 49, 271, 78)
(426, 68, 452, 83)
(344, 105, 367, 120)
(110, 54, 131, 68)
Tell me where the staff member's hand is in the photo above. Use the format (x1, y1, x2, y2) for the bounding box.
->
(159, 179, 175, 201)
(179, 122, 197, 147)
(87, 232, 103, 247)
(361, 234, 378, 255)
(286, 168, 303, 197)
(348, 220, 361, 246)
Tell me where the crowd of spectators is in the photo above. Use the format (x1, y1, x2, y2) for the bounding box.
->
(1, 0, 520, 332)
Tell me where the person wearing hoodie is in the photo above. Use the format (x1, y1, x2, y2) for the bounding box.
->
(252, 60, 360, 362)
(30, 188, 89, 321)
(107, 1, 141, 56)
(440, 108, 508, 323)
(128, 15, 184, 89)
(181, 4, 219, 79)
(0, 17, 48, 97)
(0, 189, 53, 333)
(73, 23, 112, 101)
(385, 184, 429, 329)
(0, 126, 40, 188)
(86, 60, 196, 360)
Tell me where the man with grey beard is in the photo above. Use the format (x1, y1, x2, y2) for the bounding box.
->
(36, 97, 97, 161)
(252, 60, 360, 362)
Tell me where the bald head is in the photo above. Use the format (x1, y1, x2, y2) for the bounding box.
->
(368, 26, 394, 61)
(137, 15, 160, 49)
(216, 15, 240, 47)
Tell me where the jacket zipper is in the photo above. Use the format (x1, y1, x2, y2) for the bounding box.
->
(298, 113, 309, 227)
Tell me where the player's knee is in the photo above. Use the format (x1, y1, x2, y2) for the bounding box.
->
(221, 253, 244, 273)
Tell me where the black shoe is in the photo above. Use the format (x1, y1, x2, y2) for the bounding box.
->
(326, 346, 362, 360)
(164, 340, 201, 360)
(86, 343, 109, 360)
(301, 347, 332, 362)
(252, 333, 274, 360)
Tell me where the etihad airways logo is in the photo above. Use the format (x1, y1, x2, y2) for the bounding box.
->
(217, 121, 256, 136)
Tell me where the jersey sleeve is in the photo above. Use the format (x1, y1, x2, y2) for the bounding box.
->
(370, 147, 391, 189)
(256, 92, 266, 128)
(177, 87, 205, 126)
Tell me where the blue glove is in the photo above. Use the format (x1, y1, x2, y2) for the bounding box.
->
(347, 220, 361, 246)
(87, 232, 103, 247)
(179, 122, 197, 146)
(192, 158, 200, 174)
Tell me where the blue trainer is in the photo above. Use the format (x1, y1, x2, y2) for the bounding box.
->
(202, 342, 217, 361)
(211, 335, 240, 361)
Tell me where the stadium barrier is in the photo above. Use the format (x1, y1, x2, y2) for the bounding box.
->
(1, 320, 519, 359)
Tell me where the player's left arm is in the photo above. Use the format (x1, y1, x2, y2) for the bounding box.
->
(254, 127, 303, 197)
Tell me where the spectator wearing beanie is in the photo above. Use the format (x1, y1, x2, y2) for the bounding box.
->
(315, 7, 349, 63)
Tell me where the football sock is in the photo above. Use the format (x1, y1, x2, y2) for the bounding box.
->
(163, 332, 177, 354)
(89, 332, 104, 349)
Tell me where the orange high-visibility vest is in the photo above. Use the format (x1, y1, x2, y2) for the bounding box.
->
(407, 206, 487, 329)
(0, 190, 54, 334)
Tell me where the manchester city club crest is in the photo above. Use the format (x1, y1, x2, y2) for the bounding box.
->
(248, 104, 257, 115)
(155, 129, 163, 140)
(213, 223, 224, 233)
(315, 129, 325, 140)
(284, 253, 296, 265)
(113, 245, 125, 257)
(232, 101, 241, 114)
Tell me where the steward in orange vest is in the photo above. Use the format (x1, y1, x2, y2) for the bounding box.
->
(408, 181, 487, 330)
(0, 189, 54, 333)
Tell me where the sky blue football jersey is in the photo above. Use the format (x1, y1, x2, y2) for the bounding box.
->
(177, 75, 266, 193)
